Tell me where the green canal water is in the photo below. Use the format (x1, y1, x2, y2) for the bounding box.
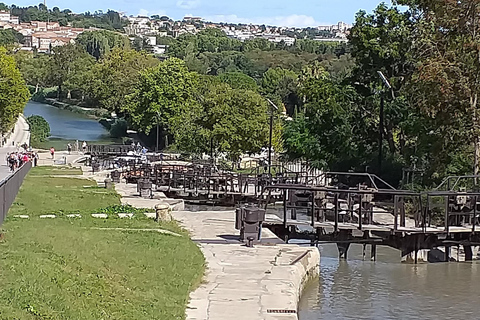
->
(298, 243, 480, 320)
(23, 101, 118, 150)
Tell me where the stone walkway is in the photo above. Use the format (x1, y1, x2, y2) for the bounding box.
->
(172, 210, 319, 320)
(0, 114, 30, 182)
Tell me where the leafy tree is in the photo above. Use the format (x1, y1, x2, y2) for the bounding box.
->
(0, 47, 30, 134)
(218, 72, 258, 91)
(27, 115, 50, 145)
(14, 51, 50, 92)
(48, 44, 94, 98)
(261, 67, 299, 115)
(174, 82, 269, 160)
(283, 71, 363, 170)
(0, 29, 23, 46)
(76, 30, 130, 60)
(88, 48, 159, 113)
(399, 0, 480, 178)
(124, 58, 198, 134)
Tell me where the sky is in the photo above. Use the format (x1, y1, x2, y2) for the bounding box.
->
(5, 0, 397, 27)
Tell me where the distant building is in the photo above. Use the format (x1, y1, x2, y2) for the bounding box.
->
(0, 10, 19, 24)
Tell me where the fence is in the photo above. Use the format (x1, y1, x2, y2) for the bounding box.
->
(0, 161, 32, 226)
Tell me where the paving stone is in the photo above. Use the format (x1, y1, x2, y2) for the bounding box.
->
(13, 215, 29, 219)
(39, 214, 56, 218)
(66, 214, 82, 218)
(91, 213, 108, 219)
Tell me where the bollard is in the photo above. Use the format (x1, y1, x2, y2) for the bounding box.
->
(104, 178, 113, 189)
(246, 236, 254, 248)
(155, 203, 172, 222)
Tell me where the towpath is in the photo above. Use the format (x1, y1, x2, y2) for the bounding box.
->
(0, 114, 30, 182)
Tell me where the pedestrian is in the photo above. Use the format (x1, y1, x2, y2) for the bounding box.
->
(8, 153, 15, 171)
(67, 143, 72, 155)
(50, 147, 55, 159)
(82, 141, 87, 153)
(33, 152, 38, 167)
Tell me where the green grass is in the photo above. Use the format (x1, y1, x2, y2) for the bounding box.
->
(26, 166, 83, 177)
(0, 167, 205, 320)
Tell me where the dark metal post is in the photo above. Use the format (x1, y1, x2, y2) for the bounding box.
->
(334, 193, 339, 233)
(268, 108, 274, 175)
(378, 95, 384, 174)
(359, 194, 363, 230)
(156, 122, 159, 153)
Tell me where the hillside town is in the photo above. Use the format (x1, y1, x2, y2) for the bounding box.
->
(0, 9, 350, 53)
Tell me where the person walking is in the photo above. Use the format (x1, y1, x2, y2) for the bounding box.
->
(33, 152, 39, 167)
(67, 143, 72, 155)
(50, 147, 55, 159)
(82, 141, 87, 153)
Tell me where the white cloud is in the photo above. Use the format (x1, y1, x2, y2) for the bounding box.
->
(137, 8, 167, 17)
(176, 0, 200, 10)
(204, 14, 329, 28)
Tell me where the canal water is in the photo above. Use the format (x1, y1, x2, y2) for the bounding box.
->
(298, 243, 480, 320)
(23, 101, 114, 149)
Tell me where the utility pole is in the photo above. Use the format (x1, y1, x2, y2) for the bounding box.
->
(377, 71, 394, 176)
(266, 98, 278, 175)
(378, 95, 384, 174)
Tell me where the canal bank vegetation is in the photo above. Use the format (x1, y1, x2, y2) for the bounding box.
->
(0, 166, 205, 319)
(26, 115, 50, 147)
(0, 46, 30, 135)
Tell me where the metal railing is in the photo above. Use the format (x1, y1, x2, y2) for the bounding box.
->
(0, 161, 32, 226)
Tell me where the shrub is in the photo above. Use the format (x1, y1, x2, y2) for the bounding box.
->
(27, 115, 50, 146)
(109, 118, 127, 138)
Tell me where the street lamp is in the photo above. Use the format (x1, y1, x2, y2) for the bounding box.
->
(376, 71, 395, 174)
(266, 98, 279, 175)
(155, 111, 160, 153)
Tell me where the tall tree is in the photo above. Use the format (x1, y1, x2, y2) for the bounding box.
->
(124, 58, 198, 134)
(399, 0, 480, 178)
(48, 44, 94, 98)
(0, 47, 30, 134)
(88, 48, 159, 113)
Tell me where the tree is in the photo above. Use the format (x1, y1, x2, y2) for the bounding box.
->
(124, 58, 198, 134)
(283, 71, 363, 170)
(48, 44, 94, 98)
(407, 0, 480, 178)
(89, 48, 159, 113)
(0, 47, 30, 134)
(27, 115, 50, 145)
(14, 51, 50, 92)
(218, 72, 258, 91)
(76, 30, 130, 60)
(174, 82, 269, 160)
(260, 67, 299, 115)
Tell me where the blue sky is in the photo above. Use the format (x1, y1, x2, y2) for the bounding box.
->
(6, 0, 396, 27)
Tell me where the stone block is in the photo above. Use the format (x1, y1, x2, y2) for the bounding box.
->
(92, 213, 108, 219)
(39, 215, 56, 219)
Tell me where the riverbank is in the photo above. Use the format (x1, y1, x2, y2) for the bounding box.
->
(93, 171, 320, 320)
(33, 97, 109, 119)
(0, 166, 205, 319)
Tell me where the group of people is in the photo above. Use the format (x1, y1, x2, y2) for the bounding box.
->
(6, 150, 38, 172)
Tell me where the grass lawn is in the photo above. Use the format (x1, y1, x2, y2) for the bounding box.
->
(0, 166, 205, 320)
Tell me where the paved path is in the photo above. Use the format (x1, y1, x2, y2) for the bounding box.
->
(173, 210, 320, 320)
(0, 115, 30, 182)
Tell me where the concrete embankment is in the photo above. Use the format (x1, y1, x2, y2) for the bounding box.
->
(82, 170, 320, 320)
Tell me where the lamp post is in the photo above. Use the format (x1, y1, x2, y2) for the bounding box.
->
(155, 111, 160, 153)
(376, 71, 394, 175)
(266, 98, 279, 175)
